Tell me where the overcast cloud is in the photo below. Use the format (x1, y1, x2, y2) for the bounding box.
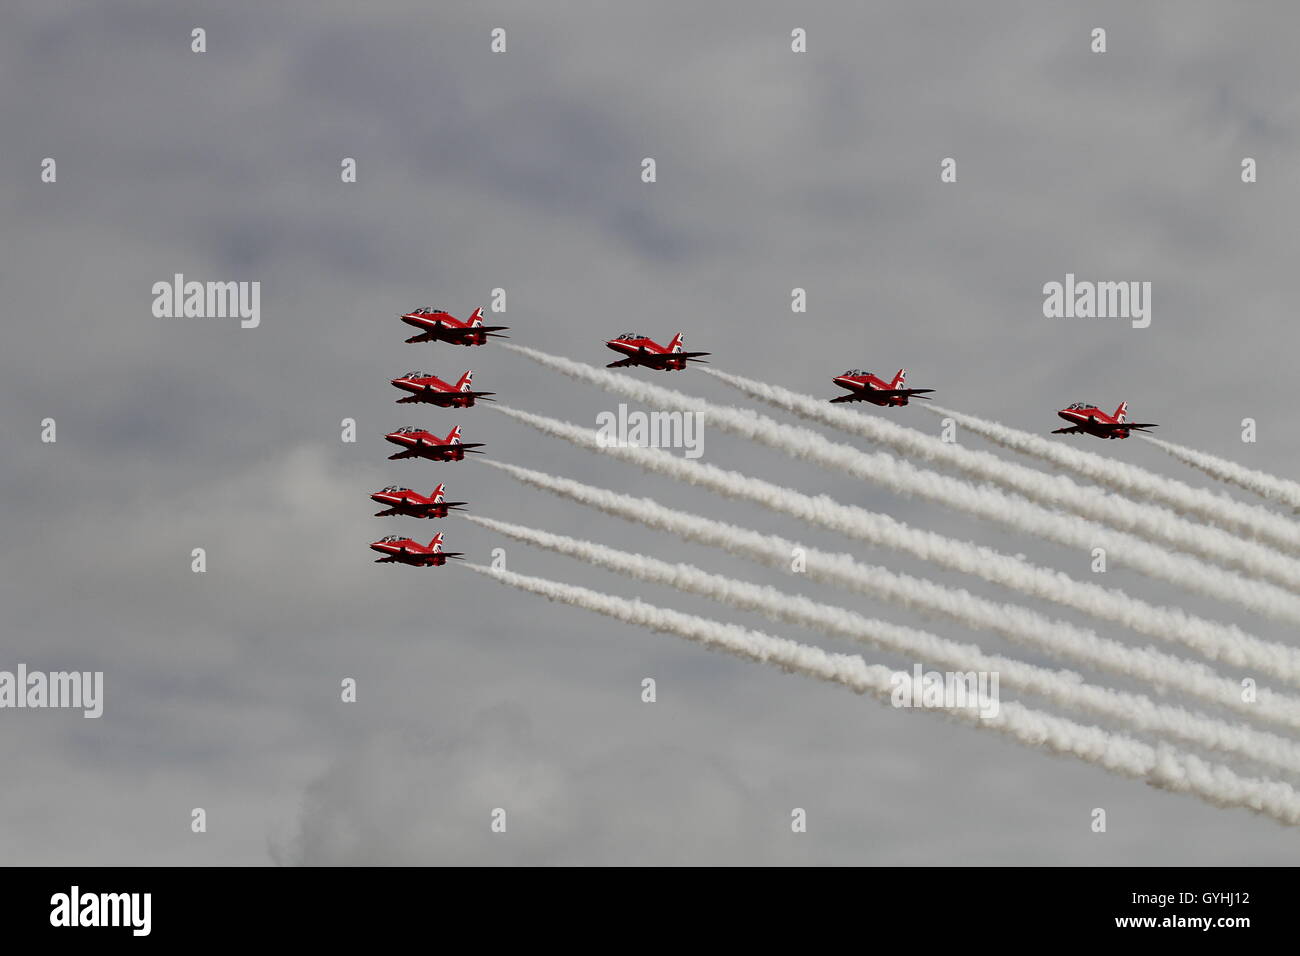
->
(2, 1, 1298, 864)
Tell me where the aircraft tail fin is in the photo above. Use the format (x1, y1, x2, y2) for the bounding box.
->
(1115, 401, 1128, 423)
(430, 533, 444, 552)
(446, 425, 463, 444)
(469, 307, 484, 327)
(891, 369, 907, 389)
(669, 332, 685, 353)
(431, 483, 445, 502)
(456, 371, 474, 392)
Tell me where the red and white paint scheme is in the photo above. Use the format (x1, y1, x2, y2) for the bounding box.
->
(390, 369, 495, 406)
(370, 483, 467, 518)
(829, 368, 935, 406)
(369, 531, 464, 566)
(399, 306, 508, 346)
(604, 332, 710, 371)
(384, 425, 484, 461)
(1053, 401, 1158, 439)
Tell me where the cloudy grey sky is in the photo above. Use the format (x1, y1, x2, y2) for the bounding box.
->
(3, 1, 1298, 864)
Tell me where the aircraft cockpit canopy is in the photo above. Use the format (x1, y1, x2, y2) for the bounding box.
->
(614, 333, 644, 340)
(1066, 402, 1099, 410)
(378, 535, 405, 543)
(840, 369, 872, 378)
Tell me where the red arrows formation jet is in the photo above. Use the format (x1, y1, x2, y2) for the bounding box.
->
(1053, 401, 1158, 439)
(400, 306, 508, 345)
(384, 425, 483, 461)
(391, 369, 495, 407)
(371, 483, 467, 518)
(370, 531, 464, 566)
(605, 332, 710, 370)
(829, 368, 935, 406)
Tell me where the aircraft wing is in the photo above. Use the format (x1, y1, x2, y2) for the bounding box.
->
(647, 352, 710, 365)
(406, 327, 510, 343)
(434, 442, 485, 454)
(1091, 421, 1159, 432)
(397, 390, 495, 403)
(830, 390, 905, 403)
(1052, 425, 1087, 434)
(872, 388, 934, 399)
(606, 357, 638, 368)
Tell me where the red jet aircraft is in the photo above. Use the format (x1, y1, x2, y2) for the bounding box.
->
(1053, 401, 1158, 439)
(371, 483, 467, 518)
(391, 369, 494, 406)
(384, 425, 484, 461)
(829, 368, 935, 406)
(399, 306, 508, 346)
(369, 531, 464, 566)
(605, 332, 710, 371)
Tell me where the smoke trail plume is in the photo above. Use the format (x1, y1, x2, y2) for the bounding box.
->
(701, 366, 1300, 589)
(486, 406, 1300, 689)
(478, 460, 1300, 691)
(1139, 434, 1300, 513)
(466, 513, 1300, 772)
(481, 413, 1300, 728)
(917, 404, 1300, 555)
(497, 346, 1300, 621)
(460, 561, 1300, 825)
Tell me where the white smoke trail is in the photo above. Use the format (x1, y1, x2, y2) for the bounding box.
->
(460, 562, 1300, 825)
(701, 366, 1300, 589)
(1139, 434, 1300, 513)
(466, 513, 1300, 772)
(500, 345, 1300, 621)
(482, 411, 1300, 728)
(478, 460, 1300, 690)
(917, 403, 1300, 555)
